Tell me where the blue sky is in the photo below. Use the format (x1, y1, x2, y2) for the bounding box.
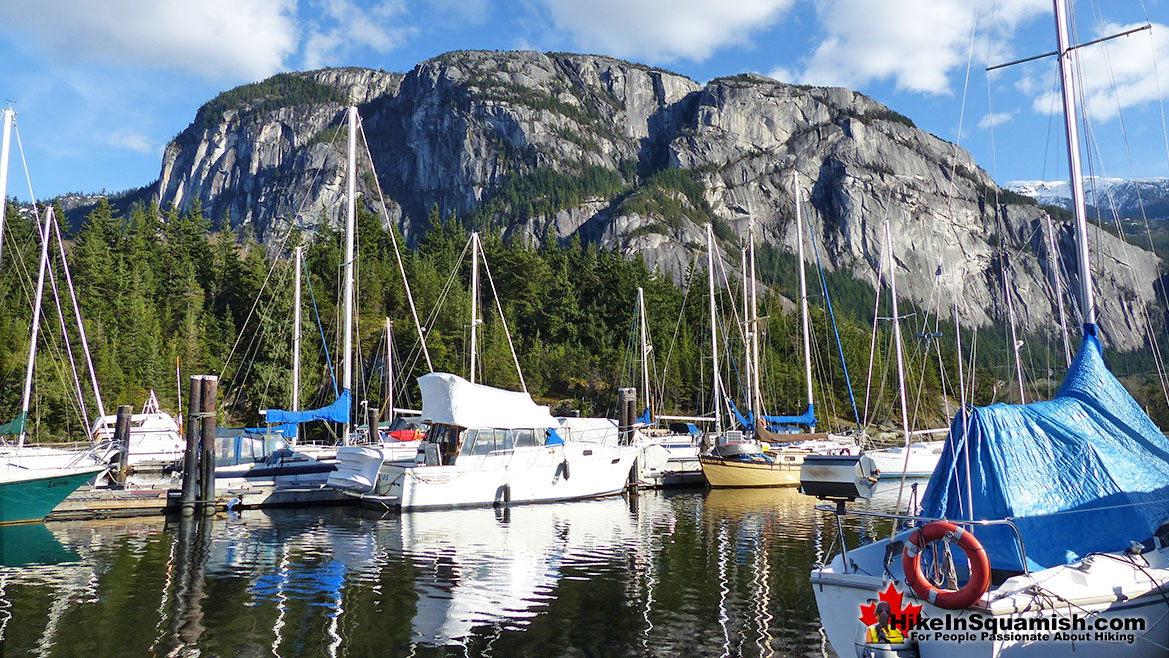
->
(1, 0, 1167, 202)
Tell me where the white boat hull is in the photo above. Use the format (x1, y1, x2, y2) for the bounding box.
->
(632, 432, 704, 487)
(385, 443, 638, 509)
(867, 441, 944, 479)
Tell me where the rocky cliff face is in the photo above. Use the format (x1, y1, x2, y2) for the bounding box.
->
(153, 52, 1164, 351)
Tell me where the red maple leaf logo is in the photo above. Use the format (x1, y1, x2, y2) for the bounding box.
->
(859, 582, 922, 631)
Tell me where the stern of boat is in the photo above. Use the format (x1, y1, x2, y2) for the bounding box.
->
(327, 445, 388, 494)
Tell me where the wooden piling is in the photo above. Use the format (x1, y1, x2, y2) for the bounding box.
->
(113, 405, 132, 488)
(199, 376, 218, 516)
(180, 376, 203, 516)
(618, 387, 636, 444)
(367, 406, 380, 443)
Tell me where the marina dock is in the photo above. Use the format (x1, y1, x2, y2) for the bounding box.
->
(46, 483, 356, 521)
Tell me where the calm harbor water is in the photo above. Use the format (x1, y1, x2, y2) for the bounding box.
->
(0, 485, 910, 657)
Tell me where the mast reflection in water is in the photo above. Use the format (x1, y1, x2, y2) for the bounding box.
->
(0, 486, 905, 657)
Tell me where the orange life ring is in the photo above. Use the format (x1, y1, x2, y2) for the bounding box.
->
(901, 521, 990, 609)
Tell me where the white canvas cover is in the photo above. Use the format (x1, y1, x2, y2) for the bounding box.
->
(557, 417, 618, 443)
(419, 372, 558, 429)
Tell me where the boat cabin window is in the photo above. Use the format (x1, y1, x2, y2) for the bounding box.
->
(459, 428, 539, 456)
(513, 429, 537, 448)
(425, 424, 461, 464)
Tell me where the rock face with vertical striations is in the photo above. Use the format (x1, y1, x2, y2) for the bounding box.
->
(151, 51, 1163, 351)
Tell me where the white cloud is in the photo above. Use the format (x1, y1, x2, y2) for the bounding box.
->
(426, 0, 491, 26)
(0, 0, 298, 81)
(106, 131, 155, 154)
(1028, 22, 1169, 122)
(794, 0, 1048, 94)
(302, 0, 416, 70)
(766, 66, 797, 83)
(537, 0, 796, 62)
(979, 112, 1013, 129)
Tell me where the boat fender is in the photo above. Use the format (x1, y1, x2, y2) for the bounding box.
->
(561, 459, 570, 480)
(902, 521, 990, 609)
(494, 483, 511, 507)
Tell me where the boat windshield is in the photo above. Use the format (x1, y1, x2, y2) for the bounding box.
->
(213, 433, 289, 466)
(459, 428, 541, 456)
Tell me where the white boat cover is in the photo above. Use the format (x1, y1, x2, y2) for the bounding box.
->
(419, 372, 558, 429)
(558, 417, 618, 443)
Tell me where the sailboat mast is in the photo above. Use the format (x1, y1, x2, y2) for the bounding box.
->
(385, 317, 393, 425)
(1053, 0, 1096, 332)
(795, 179, 814, 427)
(748, 218, 762, 415)
(342, 106, 357, 444)
(707, 225, 722, 435)
(19, 209, 53, 447)
(886, 220, 912, 449)
(740, 247, 752, 419)
(470, 232, 480, 385)
(638, 286, 651, 418)
(52, 216, 105, 425)
(0, 107, 12, 268)
(292, 246, 302, 420)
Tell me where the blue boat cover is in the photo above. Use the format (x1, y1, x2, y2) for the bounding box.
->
(240, 423, 299, 440)
(729, 398, 817, 431)
(921, 334, 1169, 571)
(761, 404, 816, 430)
(264, 389, 351, 427)
(636, 407, 652, 425)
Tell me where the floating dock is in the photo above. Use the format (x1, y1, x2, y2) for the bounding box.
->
(46, 483, 354, 521)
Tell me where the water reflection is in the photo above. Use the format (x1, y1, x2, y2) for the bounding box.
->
(0, 486, 905, 657)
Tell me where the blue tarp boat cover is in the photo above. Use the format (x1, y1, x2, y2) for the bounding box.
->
(636, 407, 652, 425)
(264, 389, 351, 429)
(921, 333, 1169, 571)
(729, 398, 816, 431)
(240, 423, 299, 440)
(761, 404, 816, 430)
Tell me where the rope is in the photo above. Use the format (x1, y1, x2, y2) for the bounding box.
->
(357, 121, 433, 373)
(478, 246, 528, 392)
(803, 202, 860, 425)
(219, 117, 342, 385)
(11, 125, 93, 436)
(304, 256, 339, 397)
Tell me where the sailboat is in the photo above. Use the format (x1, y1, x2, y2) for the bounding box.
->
(0, 108, 107, 523)
(809, 3, 1169, 656)
(627, 286, 706, 487)
(700, 183, 857, 487)
(211, 106, 372, 490)
(328, 232, 640, 509)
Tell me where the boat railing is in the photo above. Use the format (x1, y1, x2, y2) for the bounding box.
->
(558, 426, 619, 445)
(816, 504, 1031, 577)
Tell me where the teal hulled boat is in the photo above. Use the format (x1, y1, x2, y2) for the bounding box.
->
(0, 465, 105, 525)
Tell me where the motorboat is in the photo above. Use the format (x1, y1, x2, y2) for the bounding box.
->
(328, 372, 639, 510)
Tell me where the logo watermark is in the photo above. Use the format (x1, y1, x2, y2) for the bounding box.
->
(860, 583, 1145, 646)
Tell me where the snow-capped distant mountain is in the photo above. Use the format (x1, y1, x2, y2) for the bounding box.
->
(1006, 177, 1169, 221)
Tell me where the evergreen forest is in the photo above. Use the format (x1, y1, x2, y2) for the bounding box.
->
(2, 197, 1165, 446)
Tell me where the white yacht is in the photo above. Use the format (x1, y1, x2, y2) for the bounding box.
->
(89, 391, 186, 466)
(328, 372, 639, 510)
